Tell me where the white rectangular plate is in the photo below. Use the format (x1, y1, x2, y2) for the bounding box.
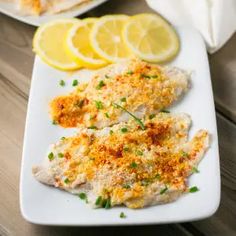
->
(20, 27, 220, 225)
(0, 0, 108, 26)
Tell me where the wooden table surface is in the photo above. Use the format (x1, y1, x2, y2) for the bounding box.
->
(0, 0, 235, 235)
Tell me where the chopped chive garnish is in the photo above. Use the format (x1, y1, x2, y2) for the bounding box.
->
(141, 74, 151, 79)
(58, 153, 64, 158)
(96, 80, 105, 90)
(120, 212, 126, 218)
(88, 126, 97, 130)
(151, 75, 158, 78)
(101, 199, 107, 208)
(89, 115, 96, 120)
(141, 179, 149, 186)
(105, 74, 110, 79)
(123, 184, 131, 189)
(160, 186, 168, 194)
(123, 147, 129, 152)
(130, 162, 138, 168)
(144, 75, 151, 79)
(75, 100, 84, 108)
(126, 71, 133, 75)
(61, 136, 65, 140)
(104, 112, 110, 118)
(155, 174, 161, 180)
(149, 114, 156, 119)
(105, 198, 111, 209)
(101, 198, 111, 209)
(59, 80, 65, 86)
(192, 166, 200, 173)
(78, 192, 87, 200)
(95, 196, 102, 205)
(136, 150, 143, 156)
(112, 103, 119, 108)
(160, 109, 170, 113)
(52, 120, 57, 125)
(95, 100, 103, 109)
(112, 103, 145, 130)
(48, 152, 54, 161)
(72, 79, 78, 86)
(121, 127, 128, 133)
(189, 186, 199, 193)
(181, 151, 189, 158)
(120, 97, 126, 102)
(64, 178, 70, 184)
(109, 130, 114, 135)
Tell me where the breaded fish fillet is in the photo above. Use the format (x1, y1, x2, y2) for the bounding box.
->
(17, 0, 89, 15)
(33, 113, 209, 209)
(50, 59, 189, 129)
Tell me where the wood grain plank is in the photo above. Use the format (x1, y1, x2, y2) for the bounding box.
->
(0, 13, 34, 96)
(208, 34, 236, 123)
(0, 73, 28, 235)
(185, 114, 236, 236)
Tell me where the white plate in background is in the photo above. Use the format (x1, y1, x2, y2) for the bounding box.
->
(0, 0, 108, 27)
(20, 27, 220, 225)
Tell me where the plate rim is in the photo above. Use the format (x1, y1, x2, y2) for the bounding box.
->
(0, 0, 108, 26)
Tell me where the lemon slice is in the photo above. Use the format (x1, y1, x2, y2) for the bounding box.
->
(66, 18, 107, 69)
(33, 19, 80, 71)
(122, 14, 180, 63)
(90, 15, 133, 62)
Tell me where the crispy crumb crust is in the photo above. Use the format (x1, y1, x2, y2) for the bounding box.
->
(50, 59, 189, 128)
(38, 113, 209, 208)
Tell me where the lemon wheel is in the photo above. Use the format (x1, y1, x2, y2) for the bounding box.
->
(90, 15, 133, 63)
(66, 18, 107, 69)
(33, 18, 81, 71)
(122, 14, 180, 63)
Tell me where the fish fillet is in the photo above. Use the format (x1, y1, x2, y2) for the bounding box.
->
(17, 0, 89, 15)
(50, 59, 190, 129)
(33, 113, 209, 209)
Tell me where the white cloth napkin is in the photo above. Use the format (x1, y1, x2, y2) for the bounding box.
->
(146, 0, 236, 53)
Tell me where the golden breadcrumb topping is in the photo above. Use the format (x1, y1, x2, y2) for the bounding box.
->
(50, 60, 188, 128)
(20, 0, 42, 15)
(49, 114, 208, 208)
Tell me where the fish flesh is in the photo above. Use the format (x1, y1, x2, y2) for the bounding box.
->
(50, 59, 190, 129)
(17, 0, 90, 15)
(33, 113, 209, 208)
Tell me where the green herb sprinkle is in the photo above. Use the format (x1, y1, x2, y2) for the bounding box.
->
(59, 80, 65, 86)
(189, 186, 199, 193)
(120, 212, 126, 218)
(72, 79, 78, 86)
(48, 152, 54, 161)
